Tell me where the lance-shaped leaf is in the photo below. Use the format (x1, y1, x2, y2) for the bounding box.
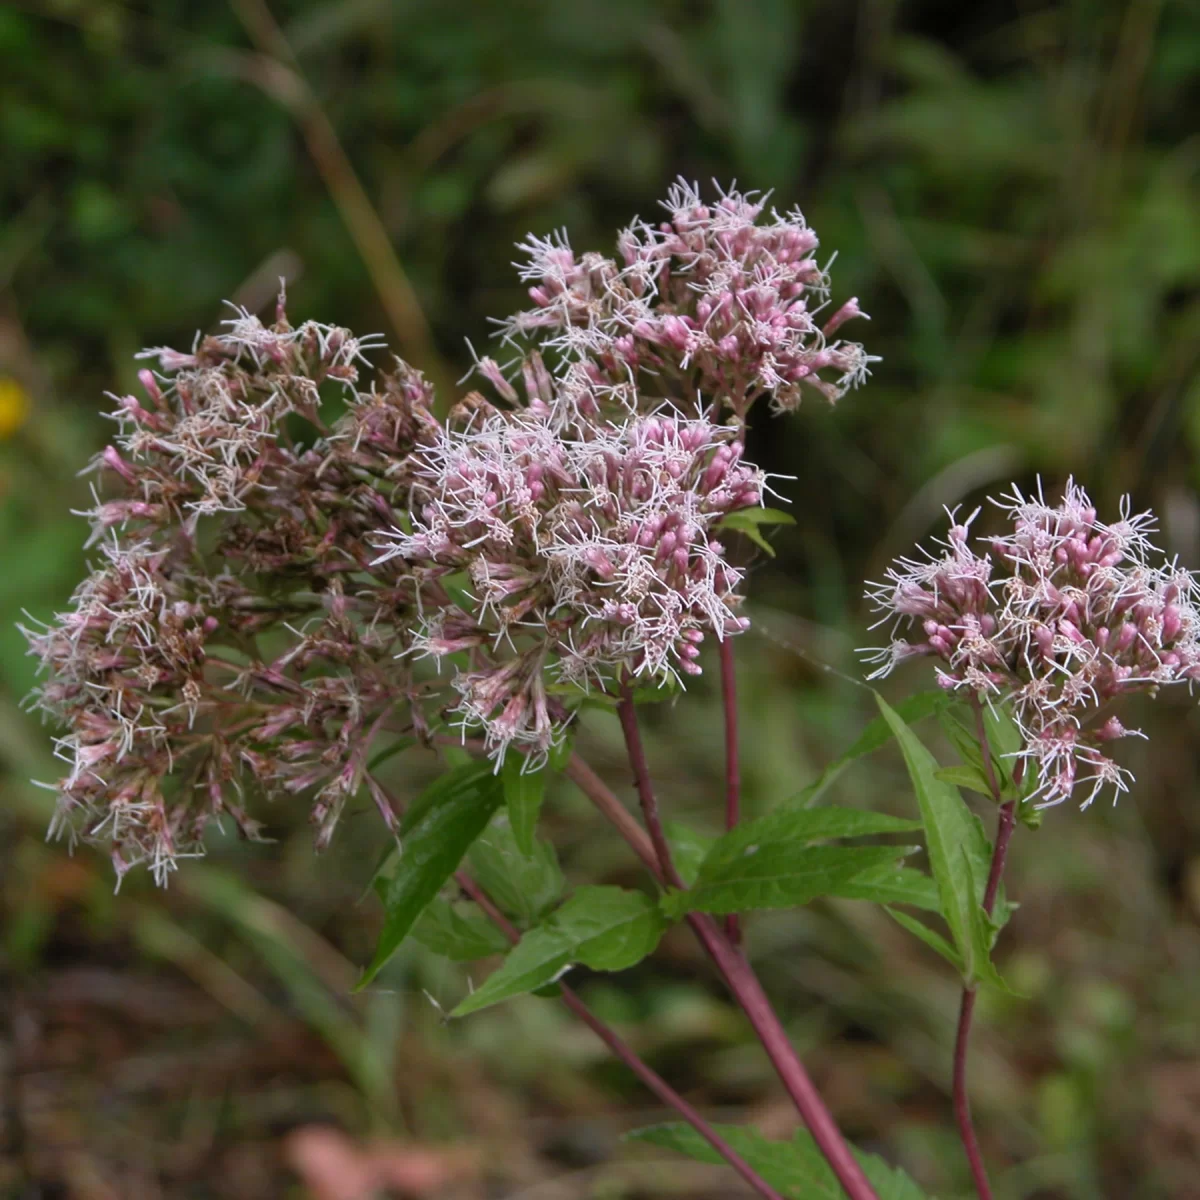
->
(792, 690, 953, 808)
(660, 805, 920, 919)
(628, 1122, 929, 1200)
(502, 753, 547, 856)
(358, 762, 504, 988)
(467, 812, 564, 926)
(829, 863, 941, 910)
(452, 886, 667, 1016)
(412, 897, 511, 961)
(717, 506, 796, 556)
(875, 693, 1008, 989)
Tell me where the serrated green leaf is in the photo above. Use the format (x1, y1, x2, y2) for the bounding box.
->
(502, 754, 546, 856)
(961, 849, 1019, 995)
(793, 690, 953, 808)
(980, 701, 1034, 801)
(934, 765, 993, 796)
(662, 843, 916, 919)
(875, 693, 999, 987)
(722, 806, 924, 853)
(885, 906, 963, 972)
(357, 763, 504, 988)
(452, 886, 667, 1016)
(663, 804, 921, 918)
(829, 864, 941, 910)
(411, 897, 510, 961)
(981, 700, 1023, 764)
(938, 707, 985, 772)
(664, 821, 716, 887)
(627, 1122, 929, 1200)
(467, 813, 564, 927)
(943, 700, 1026, 799)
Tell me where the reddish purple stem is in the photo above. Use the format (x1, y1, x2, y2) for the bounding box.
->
(614, 696, 880, 1200)
(453, 869, 787, 1200)
(953, 697, 1020, 1200)
(616, 690, 686, 890)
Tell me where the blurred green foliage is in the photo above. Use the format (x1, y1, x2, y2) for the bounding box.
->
(3, 1, 1200, 1197)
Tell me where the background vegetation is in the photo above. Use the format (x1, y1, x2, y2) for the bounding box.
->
(2, 0, 1199, 1196)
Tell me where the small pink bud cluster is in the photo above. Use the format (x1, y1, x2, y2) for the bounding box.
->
(864, 481, 1200, 809)
(373, 410, 763, 764)
(499, 179, 872, 421)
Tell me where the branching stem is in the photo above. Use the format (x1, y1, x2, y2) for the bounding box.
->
(616, 690, 686, 890)
(368, 769, 784, 1200)
(451, 868, 788, 1200)
(610, 700, 879, 1200)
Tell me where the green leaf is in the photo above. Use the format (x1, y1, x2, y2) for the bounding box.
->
(793, 690, 953, 808)
(934, 765, 993, 796)
(502, 754, 546, 856)
(885, 906, 964, 972)
(961, 849, 1018, 995)
(627, 1123, 929, 1200)
(664, 821, 717, 887)
(980, 701, 1034, 801)
(938, 707, 986, 772)
(357, 763, 504, 988)
(704, 805, 922, 862)
(366, 736, 414, 773)
(829, 864, 941, 910)
(411, 897, 511, 961)
(467, 812, 564, 926)
(547, 734, 574, 773)
(981, 700, 1023, 765)
(440, 569, 475, 612)
(724, 506, 797, 527)
(942, 700, 1026, 799)
(874, 693, 998, 987)
(663, 843, 916, 919)
(452, 886, 667, 1016)
(717, 506, 796, 557)
(662, 804, 921, 918)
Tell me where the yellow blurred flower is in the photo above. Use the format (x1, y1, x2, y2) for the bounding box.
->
(0, 376, 31, 439)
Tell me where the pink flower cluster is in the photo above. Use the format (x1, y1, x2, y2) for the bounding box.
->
(24, 183, 860, 880)
(24, 304, 439, 880)
(864, 481, 1200, 808)
(493, 179, 872, 422)
(373, 410, 763, 763)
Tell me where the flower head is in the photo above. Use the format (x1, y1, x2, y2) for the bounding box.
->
(864, 480, 1200, 808)
(374, 408, 763, 764)
(26, 183, 856, 881)
(499, 179, 873, 422)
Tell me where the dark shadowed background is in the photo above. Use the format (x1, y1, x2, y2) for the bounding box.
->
(2, 1, 1200, 1196)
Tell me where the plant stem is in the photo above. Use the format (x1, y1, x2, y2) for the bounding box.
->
(564, 752, 660, 878)
(952, 989, 989, 1200)
(719, 637, 742, 944)
(452, 870, 788, 1200)
(686, 919, 879, 1200)
(616, 690, 686, 889)
(953, 697, 1020, 1200)
(610, 704, 879, 1200)
(372, 766, 783, 1200)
